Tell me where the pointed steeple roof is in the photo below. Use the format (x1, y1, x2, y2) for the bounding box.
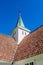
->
(11, 13, 30, 34)
(16, 13, 25, 28)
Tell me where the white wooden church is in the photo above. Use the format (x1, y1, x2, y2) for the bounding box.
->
(11, 13, 43, 65)
(0, 13, 43, 65)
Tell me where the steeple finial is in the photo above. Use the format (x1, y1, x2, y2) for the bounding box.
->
(18, 10, 21, 17)
(16, 11, 25, 28)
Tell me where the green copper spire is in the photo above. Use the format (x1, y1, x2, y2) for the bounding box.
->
(16, 13, 25, 28)
(11, 12, 30, 34)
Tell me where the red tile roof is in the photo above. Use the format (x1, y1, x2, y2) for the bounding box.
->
(15, 26, 43, 61)
(0, 34, 17, 61)
(0, 26, 43, 62)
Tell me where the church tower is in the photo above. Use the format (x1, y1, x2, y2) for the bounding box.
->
(11, 13, 30, 44)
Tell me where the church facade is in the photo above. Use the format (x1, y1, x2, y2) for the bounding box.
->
(0, 14, 43, 65)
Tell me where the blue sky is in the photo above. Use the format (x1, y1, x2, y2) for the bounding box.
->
(0, 0, 43, 35)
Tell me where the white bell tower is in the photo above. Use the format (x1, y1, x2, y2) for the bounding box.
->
(11, 13, 30, 44)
